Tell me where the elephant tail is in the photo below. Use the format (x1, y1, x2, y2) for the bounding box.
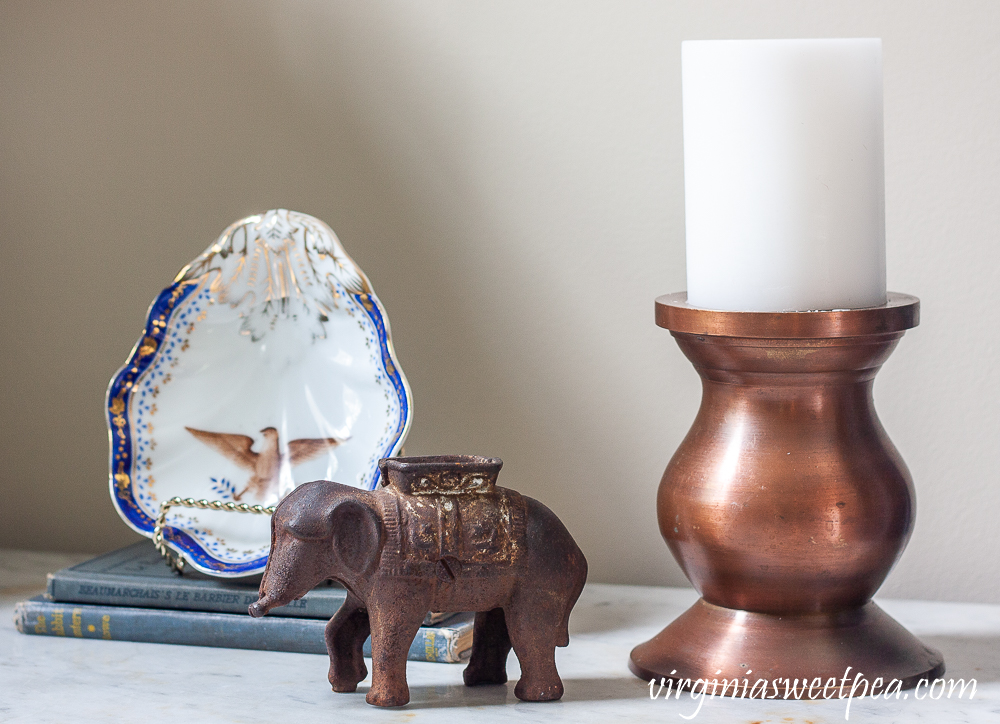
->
(556, 546, 588, 648)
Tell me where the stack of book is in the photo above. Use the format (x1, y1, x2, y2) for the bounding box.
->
(14, 541, 473, 663)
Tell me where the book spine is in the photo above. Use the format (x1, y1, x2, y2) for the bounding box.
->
(14, 599, 469, 664)
(404, 621, 469, 664)
(46, 572, 346, 619)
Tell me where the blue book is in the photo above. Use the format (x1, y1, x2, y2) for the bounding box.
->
(15, 597, 474, 664)
(45, 542, 448, 625)
(44, 541, 343, 618)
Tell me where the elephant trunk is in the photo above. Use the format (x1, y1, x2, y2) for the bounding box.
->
(248, 598, 270, 618)
(250, 575, 285, 617)
(249, 561, 301, 617)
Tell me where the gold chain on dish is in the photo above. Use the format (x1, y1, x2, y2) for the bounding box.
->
(153, 497, 276, 574)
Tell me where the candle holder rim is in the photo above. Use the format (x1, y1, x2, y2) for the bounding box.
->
(655, 291, 918, 339)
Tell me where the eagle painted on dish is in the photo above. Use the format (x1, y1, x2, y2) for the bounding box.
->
(185, 426, 346, 501)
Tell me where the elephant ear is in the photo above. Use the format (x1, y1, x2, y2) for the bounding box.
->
(329, 497, 383, 577)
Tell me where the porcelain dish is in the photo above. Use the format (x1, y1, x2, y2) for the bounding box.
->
(107, 209, 412, 576)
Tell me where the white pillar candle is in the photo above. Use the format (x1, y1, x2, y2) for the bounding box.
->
(682, 39, 887, 312)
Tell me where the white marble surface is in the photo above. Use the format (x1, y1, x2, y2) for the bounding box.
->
(2, 549, 999, 723)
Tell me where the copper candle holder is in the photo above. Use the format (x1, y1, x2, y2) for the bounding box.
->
(629, 292, 944, 690)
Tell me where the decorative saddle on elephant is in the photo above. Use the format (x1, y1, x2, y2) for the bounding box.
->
(376, 456, 526, 578)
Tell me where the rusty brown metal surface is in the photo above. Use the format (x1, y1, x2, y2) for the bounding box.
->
(629, 293, 944, 690)
(379, 457, 519, 567)
(249, 455, 587, 707)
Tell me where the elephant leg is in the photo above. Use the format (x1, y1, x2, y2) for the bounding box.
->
(463, 608, 511, 687)
(365, 599, 428, 707)
(505, 604, 563, 702)
(325, 593, 371, 693)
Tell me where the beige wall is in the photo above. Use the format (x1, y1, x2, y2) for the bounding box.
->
(2, 1, 998, 603)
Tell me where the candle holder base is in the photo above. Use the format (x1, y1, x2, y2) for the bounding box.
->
(630, 293, 943, 693)
(629, 598, 944, 690)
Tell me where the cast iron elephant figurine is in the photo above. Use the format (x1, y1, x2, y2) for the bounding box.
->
(248, 455, 588, 707)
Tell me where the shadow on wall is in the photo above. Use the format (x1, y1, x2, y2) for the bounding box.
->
(0, 2, 691, 587)
(251, 2, 693, 588)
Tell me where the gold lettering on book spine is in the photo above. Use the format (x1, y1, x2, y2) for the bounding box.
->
(70, 609, 83, 637)
(424, 630, 436, 662)
(50, 610, 65, 636)
(102, 614, 111, 640)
